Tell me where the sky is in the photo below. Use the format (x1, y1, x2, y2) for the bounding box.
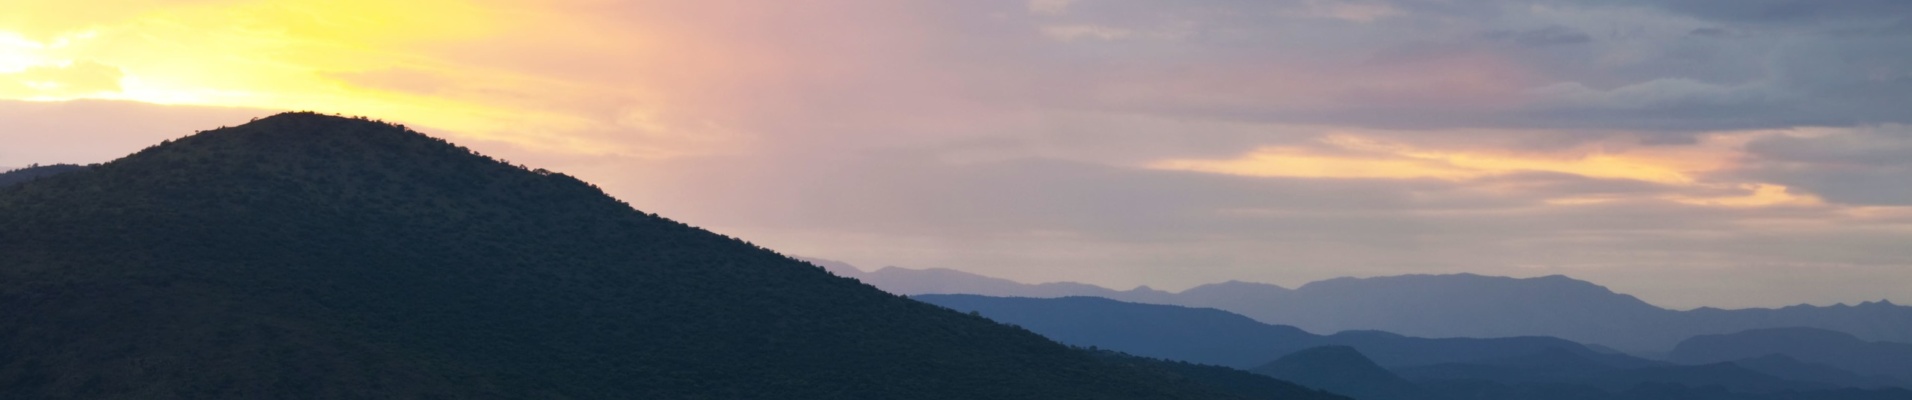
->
(3, 0, 1910, 309)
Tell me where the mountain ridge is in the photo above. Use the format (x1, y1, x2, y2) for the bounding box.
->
(1671, 327, 1912, 383)
(839, 262, 1912, 353)
(0, 113, 1327, 399)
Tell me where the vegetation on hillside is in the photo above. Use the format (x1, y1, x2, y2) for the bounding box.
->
(0, 113, 1334, 399)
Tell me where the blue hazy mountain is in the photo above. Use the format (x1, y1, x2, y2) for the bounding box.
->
(914, 294, 1649, 369)
(920, 294, 1912, 399)
(1671, 327, 1912, 384)
(1728, 354, 1909, 389)
(841, 262, 1912, 353)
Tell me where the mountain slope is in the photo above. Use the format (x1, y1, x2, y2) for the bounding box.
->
(0, 113, 1321, 399)
(0, 164, 87, 187)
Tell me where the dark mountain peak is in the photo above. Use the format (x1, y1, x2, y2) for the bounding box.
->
(1, 115, 1282, 399)
(159, 112, 430, 155)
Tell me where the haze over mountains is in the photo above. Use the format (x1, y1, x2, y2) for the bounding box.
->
(920, 294, 1912, 400)
(0, 114, 1345, 399)
(1671, 328, 1912, 384)
(818, 260, 1912, 353)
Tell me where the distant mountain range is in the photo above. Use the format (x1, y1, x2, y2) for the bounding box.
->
(1672, 327, 1912, 385)
(818, 259, 1912, 353)
(915, 294, 1657, 370)
(921, 294, 1912, 400)
(0, 113, 1342, 399)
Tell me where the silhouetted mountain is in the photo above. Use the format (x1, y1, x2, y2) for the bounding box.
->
(846, 263, 1912, 354)
(0, 113, 1337, 399)
(0, 164, 87, 187)
(1251, 346, 1429, 400)
(1671, 327, 1912, 383)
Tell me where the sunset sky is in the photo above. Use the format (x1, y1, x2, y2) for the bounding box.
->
(5, 0, 1910, 309)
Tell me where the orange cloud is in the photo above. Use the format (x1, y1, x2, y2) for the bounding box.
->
(1149, 131, 1824, 208)
(1150, 133, 1721, 184)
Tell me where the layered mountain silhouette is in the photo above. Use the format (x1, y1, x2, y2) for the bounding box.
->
(0, 113, 1344, 399)
(1251, 346, 1427, 400)
(1671, 328, 1912, 384)
(916, 294, 1654, 369)
(0, 164, 87, 187)
(1729, 354, 1908, 390)
(839, 262, 1912, 353)
(920, 294, 1912, 399)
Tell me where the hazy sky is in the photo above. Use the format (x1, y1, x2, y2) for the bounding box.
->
(4, 0, 1910, 309)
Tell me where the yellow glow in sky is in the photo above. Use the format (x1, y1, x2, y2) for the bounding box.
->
(0, 0, 642, 154)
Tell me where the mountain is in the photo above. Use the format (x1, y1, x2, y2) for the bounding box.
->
(845, 262, 1912, 354)
(914, 294, 1648, 369)
(1670, 327, 1912, 383)
(0, 164, 87, 187)
(1250, 346, 1428, 400)
(1729, 354, 1908, 389)
(913, 295, 1316, 368)
(1392, 347, 1621, 384)
(1577, 362, 1829, 393)
(920, 295, 1912, 400)
(0, 113, 1340, 399)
